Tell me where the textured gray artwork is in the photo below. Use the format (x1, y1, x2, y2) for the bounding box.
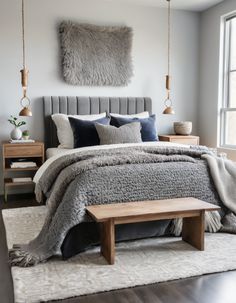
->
(59, 21, 133, 86)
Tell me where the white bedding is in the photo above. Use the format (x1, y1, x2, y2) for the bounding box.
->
(36, 142, 190, 185)
(46, 148, 71, 159)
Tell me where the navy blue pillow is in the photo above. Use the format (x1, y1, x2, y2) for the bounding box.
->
(110, 115, 158, 142)
(69, 117, 110, 148)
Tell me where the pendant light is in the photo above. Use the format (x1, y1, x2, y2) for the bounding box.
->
(19, 0, 32, 117)
(163, 0, 175, 115)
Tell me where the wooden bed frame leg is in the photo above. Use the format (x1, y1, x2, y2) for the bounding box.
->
(100, 219, 115, 265)
(182, 210, 205, 251)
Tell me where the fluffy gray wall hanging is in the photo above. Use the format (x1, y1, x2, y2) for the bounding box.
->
(59, 21, 133, 86)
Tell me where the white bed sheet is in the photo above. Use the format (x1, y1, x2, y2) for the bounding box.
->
(37, 142, 190, 185)
(46, 148, 73, 159)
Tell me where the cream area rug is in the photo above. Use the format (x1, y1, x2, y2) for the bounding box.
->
(3, 206, 236, 303)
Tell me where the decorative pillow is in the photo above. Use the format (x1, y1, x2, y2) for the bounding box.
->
(69, 116, 110, 148)
(52, 113, 106, 148)
(110, 115, 158, 142)
(110, 111, 149, 118)
(95, 122, 142, 145)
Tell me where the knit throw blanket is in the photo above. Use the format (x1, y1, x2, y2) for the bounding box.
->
(8, 146, 236, 267)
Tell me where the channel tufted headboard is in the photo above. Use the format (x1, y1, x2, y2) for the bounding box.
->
(43, 96, 152, 148)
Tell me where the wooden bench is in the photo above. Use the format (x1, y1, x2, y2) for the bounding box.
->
(86, 197, 220, 265)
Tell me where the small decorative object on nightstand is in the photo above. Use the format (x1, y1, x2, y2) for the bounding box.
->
(159, 135, 200, 146)
(8, 115, 26, 140)
(174, 121, 192, 135)
(2, 141, 44, 201)
(22, 129, 30, 140)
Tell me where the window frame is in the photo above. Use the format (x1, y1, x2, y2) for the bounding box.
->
(220, 14, 236, 149)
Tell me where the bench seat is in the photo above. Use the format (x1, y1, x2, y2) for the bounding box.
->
(86, 197, 220, 264)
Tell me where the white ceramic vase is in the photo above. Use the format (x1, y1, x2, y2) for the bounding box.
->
(10, 127, 22, 140)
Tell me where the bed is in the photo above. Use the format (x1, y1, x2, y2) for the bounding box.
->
(43, 97, 178, 258)
(10, 96, 235, 267)
(42, 96, 219, 259)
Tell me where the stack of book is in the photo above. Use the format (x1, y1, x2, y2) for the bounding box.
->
(10, 161, 37, 168)
(12, 177, 32, 183)
(9, 139, 35, 143)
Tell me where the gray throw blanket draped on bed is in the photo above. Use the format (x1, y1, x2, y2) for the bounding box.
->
(9, 146, 236, 267)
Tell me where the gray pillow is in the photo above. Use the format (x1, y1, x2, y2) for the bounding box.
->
(95, 122, 142, 145)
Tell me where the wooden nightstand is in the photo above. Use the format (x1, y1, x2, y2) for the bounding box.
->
(159, 135, 200, 145)
(2, 141, 44, 201)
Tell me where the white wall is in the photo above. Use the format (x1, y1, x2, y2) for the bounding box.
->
(199, 0, 236, 159)
(0, 0, 200, 192)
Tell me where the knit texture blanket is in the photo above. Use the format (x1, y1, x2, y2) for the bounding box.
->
(8, 146, 234, 267)
(202, 154, 236, 233)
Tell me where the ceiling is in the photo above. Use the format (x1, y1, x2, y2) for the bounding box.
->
(106, 0, 224, 12)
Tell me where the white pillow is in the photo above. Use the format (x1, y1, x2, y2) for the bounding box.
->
(110, 111, 149, 118)
(52, 113, 106, 148)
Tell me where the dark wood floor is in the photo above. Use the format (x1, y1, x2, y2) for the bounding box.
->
(1, 195, 236, 303)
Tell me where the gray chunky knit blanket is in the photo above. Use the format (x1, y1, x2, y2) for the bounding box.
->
(9, 146, 236, 267)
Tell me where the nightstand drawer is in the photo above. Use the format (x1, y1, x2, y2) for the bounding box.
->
(4, 145, 43, 158)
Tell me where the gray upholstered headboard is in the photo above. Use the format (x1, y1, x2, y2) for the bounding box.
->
(43, 96, 152, 148)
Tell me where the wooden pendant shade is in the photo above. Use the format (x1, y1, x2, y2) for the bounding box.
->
(163, 106, 175, 115)
(20, 68, 29, 88)
(19, 106, 32, 117)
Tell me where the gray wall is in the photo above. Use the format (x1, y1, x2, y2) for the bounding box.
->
(199, 0, 236, 159)
(0, 0, 200, 139)
(0, 0, 200, 192)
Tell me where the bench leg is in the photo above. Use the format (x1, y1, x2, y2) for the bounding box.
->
(182, 210, 205, 251)
(100, 219, 115, 265)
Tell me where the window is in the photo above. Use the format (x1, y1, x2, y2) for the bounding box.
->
(220, 15, 236, 148)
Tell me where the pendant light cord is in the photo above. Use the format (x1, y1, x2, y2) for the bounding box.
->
(22, 0, 26, 68)
(19, 0, 32, 116)
(163, 0, 174, 114)
(167, 0, 171, 77)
